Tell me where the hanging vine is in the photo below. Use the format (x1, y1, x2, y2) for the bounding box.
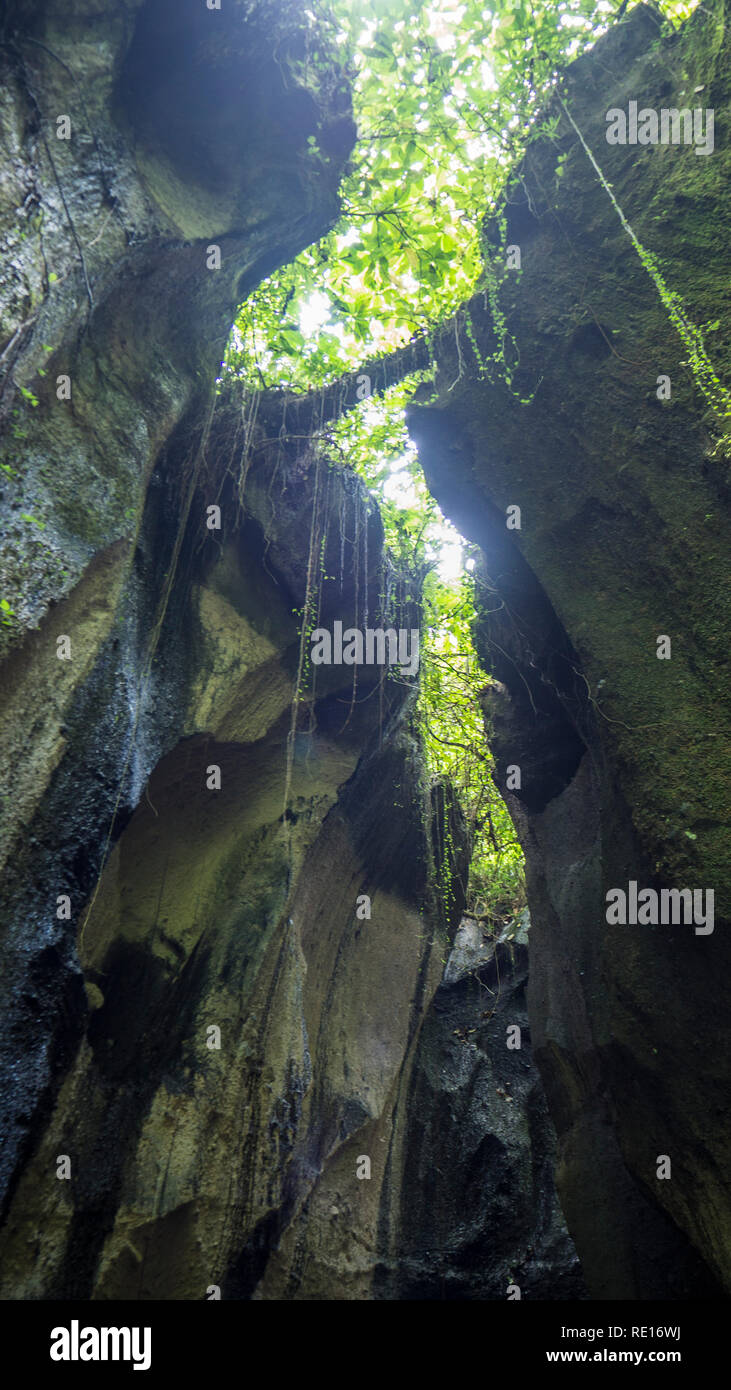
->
(559, 96, 731, 452)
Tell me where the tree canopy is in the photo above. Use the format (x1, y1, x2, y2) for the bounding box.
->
(224, 0, 693, 390)
(223, 0, 697, 920)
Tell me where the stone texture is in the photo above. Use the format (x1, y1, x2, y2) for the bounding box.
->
(0, 416, 460, 1299)
(6, 0, 724, 1306)
(0, 0, 355, 1244)
(381, 927, 585, 1301)
(408, 0, 730, 1298)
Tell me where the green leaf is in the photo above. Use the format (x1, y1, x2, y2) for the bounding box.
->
(280, 329, 304, 351)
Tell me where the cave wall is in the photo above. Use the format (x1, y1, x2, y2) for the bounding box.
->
(0, 0, 357, 1265)
(0, 508, 437, 1297)
(381, 917, 585, 1301)
(0, 0, 353, 861)
(408, 1, 730, 1297)
(6, 0, 724, 1306)
(1, 392, 572, 1300)
(0, 0, 577, 1287)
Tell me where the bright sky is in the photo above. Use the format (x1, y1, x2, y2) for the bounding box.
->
(382, 456, 465, 583)
(296, 287, 466, 583)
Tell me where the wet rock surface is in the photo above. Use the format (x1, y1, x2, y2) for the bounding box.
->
(410, 1, 731, 1298)
(2, 0, 726, 1305)
(384, 919, 586, 1300)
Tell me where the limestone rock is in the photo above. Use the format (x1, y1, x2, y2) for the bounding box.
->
(409, 0, 731, 1298)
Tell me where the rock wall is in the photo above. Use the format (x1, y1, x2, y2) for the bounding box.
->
(0, 0, 353, 856)
(0, 0, 576, 1289)
(0, 0, 360, 1288)
(381, 914, 585, 1301)
(1, 382, 575, 1299)
(408, 1, 730, 1298)
(5, 0, 723, 1306)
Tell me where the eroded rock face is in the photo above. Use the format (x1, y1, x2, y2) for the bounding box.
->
(0, 322, 579, 1306)
(0, 0, 353, 865)
(408, 1, 730, 1297)
(0, 374, 493, 1298)
(381, 919, 585, 1301)
(0, 0, 355, 1258)
(9, 0, 721, 1307)
(0, 387, 430, 1296)
(0, 0, 578, 1305)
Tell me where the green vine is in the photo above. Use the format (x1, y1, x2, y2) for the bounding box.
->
(560, 97, 731, 455)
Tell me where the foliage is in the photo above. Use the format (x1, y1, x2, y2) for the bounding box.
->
(321, 378, 443, 565)
(419, 568, 527, 919)
(560, 95, 731, 453)
(223, 0, 700, 918)
(325, 388, 525, 918)
(223, 0, 695, 392)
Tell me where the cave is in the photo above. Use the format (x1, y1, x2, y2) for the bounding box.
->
(0, 0, 729, 1349)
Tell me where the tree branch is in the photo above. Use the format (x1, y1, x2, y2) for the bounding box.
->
(222, 326, 445, 438)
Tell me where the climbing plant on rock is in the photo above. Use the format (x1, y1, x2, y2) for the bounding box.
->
(223, 0, 696, 392)
(220, 0, 702, 916)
